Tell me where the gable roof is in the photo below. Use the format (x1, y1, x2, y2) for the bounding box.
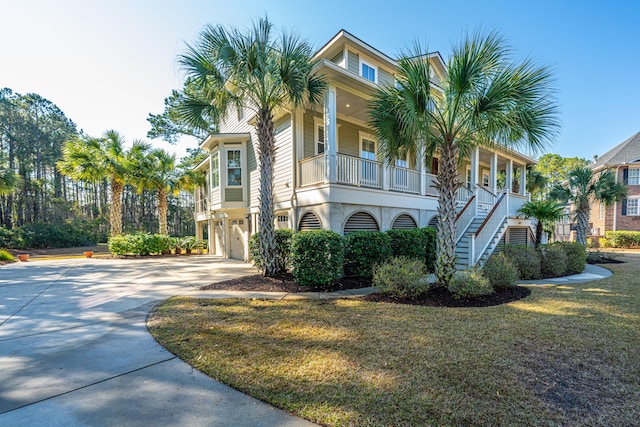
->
(591, 131, 640, 171)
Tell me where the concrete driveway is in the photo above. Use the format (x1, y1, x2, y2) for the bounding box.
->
(0, 256, 316, 426)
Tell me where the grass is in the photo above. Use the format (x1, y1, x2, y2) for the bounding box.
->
(148, 259, 640, 426)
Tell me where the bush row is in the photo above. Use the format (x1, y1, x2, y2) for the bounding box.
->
(249, 227, 437, 289)
(0, 221, 103, 249)
(502, 242, 586, 280)
(605, 230, 640, 248)
(108, 234, 205, 256)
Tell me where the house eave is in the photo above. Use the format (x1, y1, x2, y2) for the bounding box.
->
(199, 133, 251, 151)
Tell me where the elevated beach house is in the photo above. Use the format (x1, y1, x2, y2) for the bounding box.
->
(193, 30, 536, 268)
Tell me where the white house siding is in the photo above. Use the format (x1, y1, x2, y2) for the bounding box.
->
(347, 50, 359, 74)
(378, 68, 394, 87)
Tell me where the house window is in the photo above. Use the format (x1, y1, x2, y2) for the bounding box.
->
(599, 202, 605, 220)
(360, 60, 377, 83)
(483, 173, 490, 187)
(361, 136, 376, 160)
(627, 198, 639, 216)
(629, 168, 640, 185)
(466, 168, 472, 188)
(315, 123, 325, 155)
(395, 158, 408, 168)
(227, 149, 242, 186)
(277, 215, 289, 223)
(211, 152, 219, 188)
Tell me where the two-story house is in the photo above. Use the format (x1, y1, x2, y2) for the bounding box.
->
(589, 131, 640, 237)
(193, 30, 536, 268)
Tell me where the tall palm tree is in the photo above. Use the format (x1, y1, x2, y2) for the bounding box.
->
(128, 148, 202, 235)
(550, 166, 626, 245)
(518, 200, 565, 246)
(369, 32, 560, 287)
(57, 130, 130, 236)
(178, 17, 325, 276)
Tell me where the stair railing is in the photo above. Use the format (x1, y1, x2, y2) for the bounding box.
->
(455, 194, 477, 244)
(469, 191, 508, 267)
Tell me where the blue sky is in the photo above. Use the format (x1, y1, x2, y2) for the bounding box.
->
(2, 0, 639, 161)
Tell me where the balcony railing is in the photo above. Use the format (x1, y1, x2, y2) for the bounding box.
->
(299, 154, 325, 186)
(390, 165, 420, 194)
(337, 154, 381, 188)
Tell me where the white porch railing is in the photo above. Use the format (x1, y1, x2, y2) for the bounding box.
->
(390, 165, 420, 194)
(469, 192, 508, 266)
(195, 197, 209, 214)
(455, 186, 474, 206)
(476, 185, 497, 209)
(299, 154, 325, 186)
(337, 153, 381, 188)
(455, 196, 477, 243)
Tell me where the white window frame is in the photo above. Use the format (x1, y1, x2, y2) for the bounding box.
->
(359, 58, 378, 84)
(226, 149, 242, 186)
(211, 152, 220, 188)
(313, 117, 325, 155)
(359, 132, 377, 160)
(629, 168, 640, 185)
(627, 198, 640, 216)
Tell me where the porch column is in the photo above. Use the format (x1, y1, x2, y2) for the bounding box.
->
(417, 145, 426, 194)
(324, 85, 337, 183)
(222, 217, 229, 258)
(470, 146, 479, 189)
(195, 220, 203, 242)
(294, 108, 305, 186)
(207, 219, 214, 255)
(520, 164, 527, 196)
(505, 159, 513, 194)
(490, 152, 498, 193)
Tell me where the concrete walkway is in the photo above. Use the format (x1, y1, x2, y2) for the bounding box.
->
(0, 256, 316, 427)
(519, 264, 612, 285)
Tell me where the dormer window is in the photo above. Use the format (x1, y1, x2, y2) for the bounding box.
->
(360, 60, 377, 83)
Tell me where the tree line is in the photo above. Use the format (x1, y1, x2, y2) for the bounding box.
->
(0, 88, 198, 246)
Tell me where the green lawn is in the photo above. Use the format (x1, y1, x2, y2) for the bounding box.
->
(148, 259, 640, 426)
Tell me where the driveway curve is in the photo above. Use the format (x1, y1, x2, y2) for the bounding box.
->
(0, 257, 316, 426)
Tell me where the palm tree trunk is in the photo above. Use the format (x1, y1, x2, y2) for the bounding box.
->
(158, 188, 168, 235)
(256, 107, 277, 276)
(434, 141, 459, 288)
(110, 180, 124, 237)
(575, 205, 589, 246)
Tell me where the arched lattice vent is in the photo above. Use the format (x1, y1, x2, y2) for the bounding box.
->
(298, 212, 321, 231)
(344, 212, 379, 234)
(392, 214, 417, 229)
(427, 216, 439, 228)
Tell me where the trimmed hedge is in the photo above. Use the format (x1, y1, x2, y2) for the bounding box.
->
(483, 252, 519, 289)
(551, 241, 586, 274)
(386, 227, 436, 271)
(540, 245, 568, 278)
(344, 231, 392, 278)
(373, 256, 430, 298)
(108, 233, 172, 256)
(503, 245, 542, 280)
(291, 230, 344, 289)
(249, 229, 294, 274)
(605, 230, 640, 248)
(0, 221, 101, 249)
(0, 249, 14, 262)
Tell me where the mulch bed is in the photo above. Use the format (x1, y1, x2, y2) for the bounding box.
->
(200, 274, 531, 307)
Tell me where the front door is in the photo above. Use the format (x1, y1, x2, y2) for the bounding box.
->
(229, 219, 245, 260)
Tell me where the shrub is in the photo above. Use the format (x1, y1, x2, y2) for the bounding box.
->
(0, 227, 20, 248)
(587, 250, 621, 264)
(108, 233, 172, 256)
(291, 230, 343, 289)
(503, 245, 542, 280)
(372, 257, 430, 298)
(344, 231, 392, 278)
(551, 241, 586, 274)
(483, 252, 519, 289)
(249, 229, 294, 274)
(0, 249, 14, 262)
(386, 227, 437, 271)
(605, 230, 640, 248)
(449, 269, 494, 299)
(539, 245, 568, 278)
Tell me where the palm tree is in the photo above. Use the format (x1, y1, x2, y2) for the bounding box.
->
(128, 148, 202, 235)
(368, 32, 560, 287)
(0, 162, 22, 196)
(518, 200, 565, 246)
(550, 166, 626, 245)
(178, 17, 325, 276)
(57, 130, 130, 236)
